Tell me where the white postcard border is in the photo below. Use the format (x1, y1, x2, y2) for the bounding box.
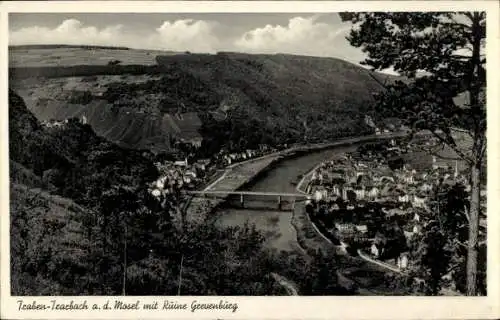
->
(1, 1, 499, 319)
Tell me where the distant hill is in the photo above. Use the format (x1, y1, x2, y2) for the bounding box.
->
(9, 45, 177, 68)
(10, 47, 401, 154)
(10, 44, 132, 50)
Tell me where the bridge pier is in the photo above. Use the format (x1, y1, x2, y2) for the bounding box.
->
(240, 194, 244, 208)
(277, 196, 282, 210)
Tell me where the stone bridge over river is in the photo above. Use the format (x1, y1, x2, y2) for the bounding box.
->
(186, 190, 309, 211)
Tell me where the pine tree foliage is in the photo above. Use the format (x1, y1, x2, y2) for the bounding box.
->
(340, 12, 486, 295)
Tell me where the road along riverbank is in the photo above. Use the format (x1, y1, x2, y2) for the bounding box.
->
(292, 159, 339, 255)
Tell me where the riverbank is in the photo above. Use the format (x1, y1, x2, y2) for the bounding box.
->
(292, 158, 339, 256)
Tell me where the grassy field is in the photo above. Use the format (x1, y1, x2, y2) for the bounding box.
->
(9, 46, 176, 67)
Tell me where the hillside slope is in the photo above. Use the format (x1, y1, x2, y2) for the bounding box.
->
(9, 89, 163, 295)
(10, 183, 94, 295)
(8, 89, 158, 202)
(10, 48, 398, 154)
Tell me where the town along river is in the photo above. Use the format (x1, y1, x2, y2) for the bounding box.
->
(213, 146, 355, 253)
(211, 143, 410, 295)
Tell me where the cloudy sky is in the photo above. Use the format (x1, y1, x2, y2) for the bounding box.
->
(9, 13, 371, 66)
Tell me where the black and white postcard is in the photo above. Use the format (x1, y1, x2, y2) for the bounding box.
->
(1, 1, 499, 319)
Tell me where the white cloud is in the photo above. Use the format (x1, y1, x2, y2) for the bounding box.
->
(9, 18, 221, 53)
(233, 16, 361, 60)
(9, 19, 130, 47)
(233, 15, 401, 75)
(9, 16, 400, 74)
(146, 19, 220, 53)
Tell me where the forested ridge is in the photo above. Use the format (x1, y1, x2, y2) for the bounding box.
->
(10, 51, 398, 154)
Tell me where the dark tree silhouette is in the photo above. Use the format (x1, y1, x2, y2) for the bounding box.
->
(340, 12, 486, 295)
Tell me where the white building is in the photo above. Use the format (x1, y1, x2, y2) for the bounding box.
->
(370, 243, 380, 258)
(432, 156, 438, 170)
(196, 163, 206, 171)
(413, 224, 421, 234)
(151, 189, 162, 198)
(355, 188, 365, 200)
(314, 190, 324, 202)
(403, 174, 414, 184)
(412, 195, 427, 208)
(413, 212, 421, 222)
(397, 254, 409, 269)
(174, 158, 188, 167)
(367, 187, 379, 199)
(420, 183, 433, 192)
(398, 194, 410, 203)
(404, 230, 414, 239)
(185, 170, 197, 178)
(355, 225, 368, 233)
(156, 176, 167, 189)
(331, 185, 341, 196)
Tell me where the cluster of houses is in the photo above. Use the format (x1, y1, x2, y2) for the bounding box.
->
(41, 115, 88, 128)
(364, 115, 408, 136)
(41, 119, 68, 128)
(214, 145, 270, 166)
(308, 140, 468, 208)
(148, 143, 275, 200)
(149, 157, 212, 198)
(304, 138, 481, 270)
